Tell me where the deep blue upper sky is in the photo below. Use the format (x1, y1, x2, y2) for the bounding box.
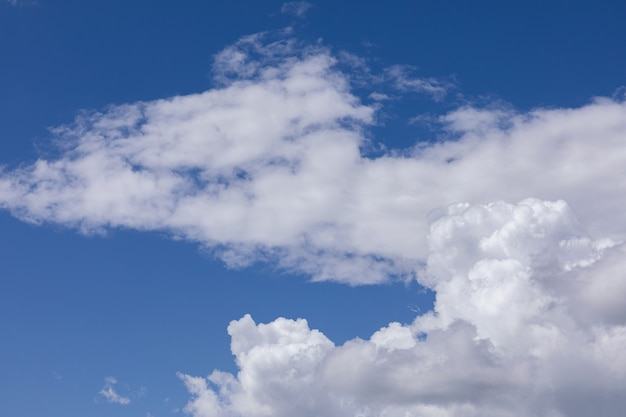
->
(2, 0, 625, 157)
(1, 1, 625, 417)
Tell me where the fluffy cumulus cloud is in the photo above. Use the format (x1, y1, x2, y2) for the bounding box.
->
(179, 199, 626, 417)
(2, 31, 626, 415)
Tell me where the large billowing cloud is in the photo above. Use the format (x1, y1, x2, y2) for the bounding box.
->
(1, 32, 625, 284)
(2, 31, 626, 415)
(179, 199, 626, 417)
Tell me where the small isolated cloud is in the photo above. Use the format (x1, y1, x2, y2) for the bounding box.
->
(368, 92, 390, 101)
(99, 377, 131, 405)
(179, 199, 626, 417)
(280, 1, 313, 18)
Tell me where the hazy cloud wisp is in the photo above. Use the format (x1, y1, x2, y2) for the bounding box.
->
(99, 377, 131, 405)
(280, 1, 313, 18)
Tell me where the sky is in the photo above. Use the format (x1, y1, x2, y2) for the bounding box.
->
(1, 1, 626, 417)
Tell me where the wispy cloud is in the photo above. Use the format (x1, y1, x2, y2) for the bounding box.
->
(4, 0, 35, 6)
(384, 64, 453, 99)
(280, 1, 313, 18)
(99, 377, 131, 405)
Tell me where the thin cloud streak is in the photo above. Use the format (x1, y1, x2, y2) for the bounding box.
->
(280, 1, 313, 18)
(384, 64, 453, 99)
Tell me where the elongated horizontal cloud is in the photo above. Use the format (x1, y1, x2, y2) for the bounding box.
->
(179, 199, 626, 417)
(385, 64, 452, 98)
(1, 33, 625, 284)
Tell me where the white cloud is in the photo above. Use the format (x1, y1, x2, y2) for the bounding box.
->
(1, 29, 625, 417)
(99, 376, 131, 405)
(368, 92, 390, 101)
(179, 199, 626, 417)
(1, 33, 625, 285)
(280, 1, 313, 18)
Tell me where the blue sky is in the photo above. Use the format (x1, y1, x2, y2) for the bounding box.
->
(1, 2, 626, 417)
